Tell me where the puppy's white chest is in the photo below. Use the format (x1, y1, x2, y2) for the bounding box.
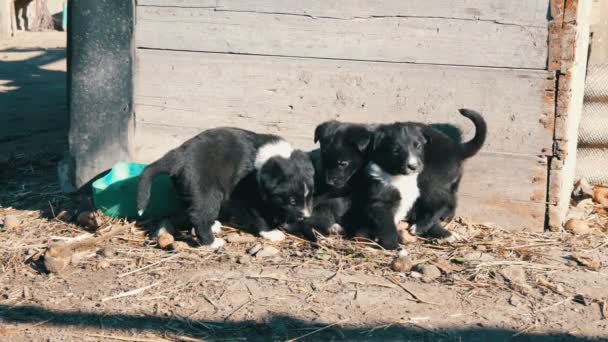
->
(368, 163, 419, 224)
(390, 174, 420, 224)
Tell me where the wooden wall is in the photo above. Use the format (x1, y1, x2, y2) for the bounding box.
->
(130, 0, 589, 231)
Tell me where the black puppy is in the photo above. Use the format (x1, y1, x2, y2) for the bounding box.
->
(285, 122, 373, 240)
(137, 127, 314, 248)
(353, 123, 426, 250)
(407, 109, 486, 240)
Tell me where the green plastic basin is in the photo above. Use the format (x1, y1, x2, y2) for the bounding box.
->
(92, 162, 181, 220)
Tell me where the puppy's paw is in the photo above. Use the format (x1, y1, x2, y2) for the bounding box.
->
(436, 232, 462, 244)
(211, 220, 222, 233)
(328, 223, 345, 235)
(397, 245, 409, 257)
(259, 229, 286, 242)
(209, 238, 226, 249)
(409, 224, 418, 236)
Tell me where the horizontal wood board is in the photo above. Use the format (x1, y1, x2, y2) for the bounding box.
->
(137, 0, 550, 27)
(135, 49, 554, 156)
(135, 5, 549, 69)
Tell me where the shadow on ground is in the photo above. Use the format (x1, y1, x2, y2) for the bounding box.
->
(0, 304, 600, 342)
(0, 46, 74, 213)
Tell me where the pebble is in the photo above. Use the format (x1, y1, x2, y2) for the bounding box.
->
(237, 255, 251, 264)
(44, 245, 71, 274)
(564, 219, 591, 235)
(97, 260, 111, 269)
(255, 246, 280, 258)
(77, 211, 99, 228)
(2, 215, 20, 229)
(409, 271, 423, 279)
(412, 264, 441, 283)
(500, 265, 526, 285)
(390, 257, 413, 273)
(248, 243, 263, 256)
(101, 247, 115, 258)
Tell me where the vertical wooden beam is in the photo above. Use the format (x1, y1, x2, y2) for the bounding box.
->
(64, 0, 135, 189)
(547, 0, 593, 230)
(0, 0, 12, 39)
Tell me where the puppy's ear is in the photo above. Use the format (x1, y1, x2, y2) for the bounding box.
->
(372, 129, 384, 151)
(314, 120, 339, 143)
(291, 150, 315, 180)
(417, 126, 431, 145)
(350, 127, 372, 152)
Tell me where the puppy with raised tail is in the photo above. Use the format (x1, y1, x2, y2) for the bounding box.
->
(137, 128, 314, 247)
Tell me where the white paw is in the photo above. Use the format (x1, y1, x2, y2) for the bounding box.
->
(397, 245, 409, 257)
(328, 223, 344, 235)
(259, 229, 286, 242)
(211, 220, 222, 233)
(209, 238, 226, 249)
(438, 232, 462, 244)
(409, 224, 418, 235)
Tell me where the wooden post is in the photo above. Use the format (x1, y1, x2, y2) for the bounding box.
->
(547, 0, 593, 230)
(64, 0, 135, 188)
(0, 0, 12, 39)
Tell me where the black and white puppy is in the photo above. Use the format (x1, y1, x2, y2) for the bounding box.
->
(286, 122, 373, 240)
(357, 123, 426, 250)
(137, 127, 314, 247)
(407, 109, 487, 240)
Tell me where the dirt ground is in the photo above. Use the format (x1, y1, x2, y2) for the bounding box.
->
(1, 32, 608, 342)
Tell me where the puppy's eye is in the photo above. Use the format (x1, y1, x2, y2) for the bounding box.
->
(288, 197, 296, 205)
(392, 147, 400, 154)
(338, 161, 349, 168)
(413, 141, 422, 149)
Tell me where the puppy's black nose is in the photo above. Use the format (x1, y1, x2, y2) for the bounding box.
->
(406, 160, 420, 172)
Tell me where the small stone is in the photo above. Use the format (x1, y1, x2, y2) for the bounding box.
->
(500, 265, 527, 285)
(2, 215, 20, 229)
(226, 233, 257, 244)
(409, 271, 423, 279)
(44, 245, 72, 274)
(237, 255, 251, 264)
(101, 247, 115, 258)
(397, 222, 417, 244)
(255, 246, 280, 258)
(97, 260, 111, 269)
(593, 186, 608, 207)
(248, 243, 263, 256)
(390, 257, 413, 273)
(157, 233, 175, 250)
(77, 211, 100, 228)
(55, 210, 71, 222)
(412, 264, 441, 283)
(170, 241, 189, 251)
(564, 219, 591, 235)
(509, 295, 522, 307)
(556, 284, 565, 294)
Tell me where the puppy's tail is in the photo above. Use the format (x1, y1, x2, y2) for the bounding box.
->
(458, 108, 487, 159)
(136, 156, 173, 217)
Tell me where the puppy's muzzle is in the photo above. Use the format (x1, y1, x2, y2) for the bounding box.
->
(404, 158, 422, 174)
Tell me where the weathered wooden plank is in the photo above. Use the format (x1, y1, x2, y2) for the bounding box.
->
(547, 0, 592, 230)
(138, 0, 550, 28)
(458, 196, 546, 232)
(134, 123, 547, 204)
(135, 6, 548, 69)
(134, 49, 554, 156)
